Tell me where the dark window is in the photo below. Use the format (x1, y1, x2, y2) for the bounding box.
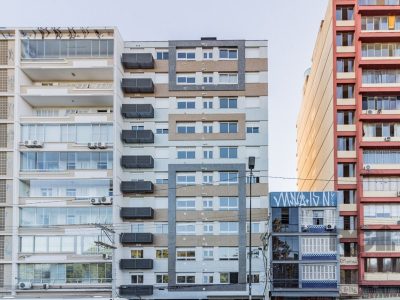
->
(337, 84, 354, 98)
(338, 190, 356, 204)
(336, 6, 354, 21)
(272, 208, 299, 233)
(337, 58, 354, 72)
(365, 258, 400, 273)
(337, 110, 355, 125)
(272, 236, 299, 260)
(340, 216, 357, 230)
(341, 242, 358, 257)
(337, 32, 354, 46)
(338, 137, 355, 151)
(338, 163, 356, 177)
(272, 263, 299, 288)
(340, 269, 358, 284)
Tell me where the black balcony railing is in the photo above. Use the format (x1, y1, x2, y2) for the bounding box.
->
(120, 259, 153, 270)
(120, 207, 154, 220)
(121, 104, 154, 118)
(119, 285, 153, 296)
(121, 130, 154, 144)
(120, 233, 153, 245)
(120, 181, 154, 194)
(121, 78, 154, 93)
(121, 53, 154, 69)
(121, 155, 154, 169)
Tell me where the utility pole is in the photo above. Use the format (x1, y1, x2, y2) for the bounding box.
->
(261, 214, 271, 300)
(248, 157, 255, 300)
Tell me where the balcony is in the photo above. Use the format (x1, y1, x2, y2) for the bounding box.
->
(119, 285, 153, 296)
(339, 229, 357, 239)
(302, 253, 337, 260)
(120, 207, 154, 220)
(121, 155, 154, 169)
(20, 82, 113, 106)
(121, 53, 154, 69)
(120, 181, 154, 194)
(121, 104, 154, 118)
(119, 259, 153, 270)
(364, 272, 400, 281)
(339, 204, 357, 212)
(121, 78, 154, 93)
(121, 130, 154, 144)
(301, 224, 337, 233)
(120, 233, 153, 245)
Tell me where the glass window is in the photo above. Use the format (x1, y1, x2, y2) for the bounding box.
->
(219, 122, 238, 133)
(219, 147, 238, 158)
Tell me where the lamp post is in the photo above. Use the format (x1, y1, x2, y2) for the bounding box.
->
(248, 156, 255, 300)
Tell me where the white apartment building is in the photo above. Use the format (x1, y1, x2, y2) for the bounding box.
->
(0, 27, 268, 300)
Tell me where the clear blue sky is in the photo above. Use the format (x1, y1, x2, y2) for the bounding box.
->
(3, 0, 329, 191)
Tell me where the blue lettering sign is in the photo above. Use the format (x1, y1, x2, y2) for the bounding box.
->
(269, 192, 338, 208)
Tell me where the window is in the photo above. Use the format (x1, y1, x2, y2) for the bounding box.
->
(364, 150, 400, 164)
(340, 242, 358, 257)
(156, 51, 169, 60)
(219, 73, 238, 84)
(203, 122, 213, 133)
(131, 125, 144, 131)
(203, 273, 214, 284)
(247, 126, 259, 133)
(176, 249, 196, 260)
(176, 223, 196, 235)
(177, 74, 196, 84)
(362, 43, 400, 58)
(337, 110, 354, 125)
(362, 96, 400, 110)
(156, 274, 169, 284)
(177, 274, 195, 284)
(203, 198, 213, 210)
(312, 210, 324, 225)
(219, 197, 238, 210)
(219, 48, 238, 59)
(203, 99, 213, 109)
(219, 147, 238, 159)
(363, 123, 397, 137)
(220, 222, 239, 234)
(338, 163, 356, 177)
(337, 84, 354, 98)
(219, 247, 239, 260)
(361, 16, 400, 31)
(247, 274, 260, 283)
(302, 264, 337, 281)
(131, 223, 144, 233)
(156, 178, 168, 184)
(338, 137, 355, 151)
(219, 98, 237, 109)
(156, 128, 168, 134)
(176, 198, 196, 210)
(273, 236, 299, 260)
(203, 223, 214, 235)
(177, 149, 196, 159)
(203, 148, 213, 159)
(155, 223, 168, 234)
(176, 122, 195, 134)
(336, 6, 354, 20)
(337, 58, 354, 72)
(176, 173, 196, 185)
(219, 171, 238, 184)
(336, 32, 354, 46)
(156, 249, 168, 259)
(247, 222, 261, 233)
(220, 122, 238, 133)
(272, 207, 299, 233)
(177, 100, 195, 109)
(131, 274, 144, 284)
(338, 190, 356, 204)
(340, 216, 357, 230)
(220, 272, 238, 284)
(131, 250, 143, 258)
(203, 248, 214, 260)
(203, 74, 214, 84)
(273, 263, 299, 288)
(363, 69, 400, 84)
(202, 173, 213, 185)
(341, 270, 358, 284)
(177, 51, 196, 60)
(203, 50, 213, 60)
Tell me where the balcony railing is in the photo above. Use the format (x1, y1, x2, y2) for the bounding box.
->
(120, 181, 154, 194)
(121, 78, 154, 93)
(119, 285, 153, 296)
(120, 155, 154, 169)
(121, 53, 154, 69)
(119, 259, 153, 270)
(121, 104, 154, 118)
(121, 130, 154, 144)
(120, 207, 154, 220)
(120, 233, 153, 245)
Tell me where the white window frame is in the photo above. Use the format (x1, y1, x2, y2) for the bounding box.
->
(177, 50, 196, 60)
(219, 73, 238, 84)
(176, 223, 196, 235)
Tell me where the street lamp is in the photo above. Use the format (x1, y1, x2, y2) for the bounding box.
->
(248, 156, 255, 300)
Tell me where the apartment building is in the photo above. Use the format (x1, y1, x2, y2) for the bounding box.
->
(297, 0, 400, 298)
(270, 191, 339, 300)
(0, 27, 269, 299)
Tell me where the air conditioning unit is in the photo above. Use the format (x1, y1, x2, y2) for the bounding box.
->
(32, 140, 43, 148)
(97, 142, 108, 149)
(384, 136, 391, 142)
(301, 225, 309, 232)
(18, 282, 32, 290)
(24, 140, 35, 148)
(367, 109, 373, 114)
(325, 224, 336, 231)
(103, 253, 112, 260)
(88, 142, 98, 149)
(101, 196, 113, 205)
(364, 164, 371, 170)
(90, 198, 101, 205)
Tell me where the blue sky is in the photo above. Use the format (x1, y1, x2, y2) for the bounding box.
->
(3, 0, 329, 191)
